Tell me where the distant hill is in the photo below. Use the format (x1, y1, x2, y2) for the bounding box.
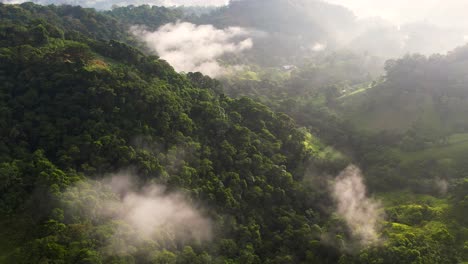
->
(194, 0, 357, 65)
(341, 45, 468, 135)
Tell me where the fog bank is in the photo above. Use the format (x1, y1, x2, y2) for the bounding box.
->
(132, 22, 253, 76)
(331, 165, 383, 245)
(63, 173, 212, 254)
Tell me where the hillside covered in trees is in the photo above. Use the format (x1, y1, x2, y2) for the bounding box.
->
(0, 1, 467, 264)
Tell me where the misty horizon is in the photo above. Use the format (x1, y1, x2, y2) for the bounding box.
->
(2, 0, 468, 29)
(2, 0, 466, 61)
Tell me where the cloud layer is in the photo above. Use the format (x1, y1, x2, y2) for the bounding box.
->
(331, 165, 383, 245)
(132, 22, 253, 77)
(63, 173, 211, 254)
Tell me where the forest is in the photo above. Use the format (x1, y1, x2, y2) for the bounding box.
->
(0, 1, 467, 263)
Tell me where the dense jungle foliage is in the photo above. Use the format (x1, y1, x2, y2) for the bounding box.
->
(0, 2, 466, 264)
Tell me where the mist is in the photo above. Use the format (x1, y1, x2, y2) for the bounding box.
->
(331, 165, 384, 245)
(132, 22, 253, 76)
(3, 0, 467, 57)
(435, 178, 449, 195)
(63, 173, 212, 254)
(321, 0, 468, 57)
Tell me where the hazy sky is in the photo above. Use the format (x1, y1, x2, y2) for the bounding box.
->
(324, 0, 468, 28)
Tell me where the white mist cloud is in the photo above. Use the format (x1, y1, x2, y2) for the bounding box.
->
(132, 22, 253, 77)
(435, 178, 448, 195)
(63, 173, 211, 254)
(331, 165, 383, 245)
(311, 42, 327, 52)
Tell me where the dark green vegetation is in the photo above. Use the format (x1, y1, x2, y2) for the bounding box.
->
(0, 3, 348, 263)
(0, 1, 467, 264)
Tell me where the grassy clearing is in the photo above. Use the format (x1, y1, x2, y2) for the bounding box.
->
(399, 133, 468, 163)
(447, 133, 468, 144)
(376, 191, 449, 208)
(84, 59, 110, 72)
(339, 86, 444, 132)
(337, 82, 375, 100)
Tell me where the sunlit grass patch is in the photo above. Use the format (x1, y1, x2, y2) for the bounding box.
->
(84, 59, 110, 72)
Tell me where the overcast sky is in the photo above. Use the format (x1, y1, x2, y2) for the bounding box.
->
(324, 0, 468, 28)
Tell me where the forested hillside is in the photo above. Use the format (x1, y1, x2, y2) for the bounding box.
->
(0, 2, 467, 264)
(0, 3, 347, 263)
